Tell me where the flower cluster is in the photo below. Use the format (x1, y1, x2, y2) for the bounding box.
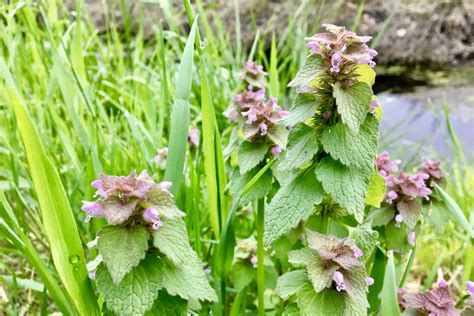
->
(304, 230, 371, 293)
(81, 170, 175, 230)
(398, 281, 457, 316)
(306, 23, 377, 74)
(225, 61, 289, 154)
(234, 236, 258, 268)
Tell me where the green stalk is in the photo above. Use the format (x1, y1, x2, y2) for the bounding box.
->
(256, 197, 265, 316)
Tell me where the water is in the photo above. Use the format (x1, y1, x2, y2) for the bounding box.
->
(377, 85, 474, 161)
(68, 254, 80, 264)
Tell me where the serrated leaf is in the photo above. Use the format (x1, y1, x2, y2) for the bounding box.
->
(279, 124, 319, 170)
(282, 94, 318, 126)
(276, 270, 308, 299)
(344, 268, 369, 314)
(297, 284, 345, 316)
(397, 200, 422, 229)
(365, 171, 387, 208)
(367, 207, 395, 227)
(349, 222, 379, 262)
(96, 256, 163, 316)
(268, 124, 289, 149)
(231, 262, 256, 291)
(307, 255, 337, 293)
(265, 169, 325, 245)
(153, 219, 217, 302)
(385, 222, 412, 254)
(237, 142, 268, 174)
(333, 82, 372, 134)
(288, 248, 317, 266)
(321, 115, 379, 171)
(145, 290, 188, 316)
(227, 167, 273, 203)
(98, 225, 149, 284)
(288, 55, 325, 88)
(315, 157, 371, 222)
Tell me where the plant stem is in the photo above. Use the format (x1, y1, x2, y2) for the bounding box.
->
(256, 197, 265, 316)
(319, 211, 330, 234)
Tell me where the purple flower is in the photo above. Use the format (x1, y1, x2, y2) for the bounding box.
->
(407, 231, 416, 246)
(395, 214, 404, 227)
(420, 158, 443, 180)
(371, 99, 380, 108)
(143, 207, 164, 231)
(81, 201, 104, 222)
(386, 190, 398, 204)
(188, 128, 199, 149)
(466, 281, 474, 299)
(352, 246, 363, 258)
(271, 146, 282, 156)
(366, 277, 374, 286)
(203, 268, 211, 277)
(438, 280, 448, 288)
(396, 172, 432, 200)
(376, 151, 401, 177)
(88, 271, 96, 279)
(251, 255, 258, 268)
(333, 271, 346, 291)
(305, 24, 376, 74)
(157, 181, 172, 191)
(399, 284, 457, 316)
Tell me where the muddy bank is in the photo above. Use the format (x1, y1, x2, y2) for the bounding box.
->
(76, 0, 473, 67)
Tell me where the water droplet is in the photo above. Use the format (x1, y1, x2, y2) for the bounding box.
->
(69, 255, 80, 264)
(73, 267, 79, 272)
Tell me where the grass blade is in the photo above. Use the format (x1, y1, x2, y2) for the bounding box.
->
(380, 251, 401, 316)
(0, 60, 100, 315)
(164, 18, 198, 195)
(269, 33, 279, 98)
(434, 183, 473, 238)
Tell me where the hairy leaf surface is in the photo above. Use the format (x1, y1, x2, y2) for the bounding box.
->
(288, 55, 325, 88)
(98, 225, 149, 284)
(333, 82, 372, 134)
(265, 169, 325, 245)
(237, 142, 268, 174)
(279, 124, 319, 170)
(276, 269, 308, 299)
(297, 284, 345, 316)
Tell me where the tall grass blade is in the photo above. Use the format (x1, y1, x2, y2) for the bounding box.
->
(0, 60, 100, 315)
(380, 251, 401, 316)
(434, 183, 473, 238)
(164, 18, 198, 194)
(269, 33, 279, 98)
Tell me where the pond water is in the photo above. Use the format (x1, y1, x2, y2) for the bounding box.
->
(377, 85, 474, 161)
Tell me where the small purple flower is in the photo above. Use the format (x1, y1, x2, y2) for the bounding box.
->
(154, 148, 168, 170)
(421, 158, 443, 180)
(376, 151, 401, 177)
(368, 49, 378, 58)
(81, 201, 104, 222)
(271, 146, 282, 156)
(143, 207, 159, 223)
(157, 181, 172, 191)
(438, 280, 448, 288)
(188, 128, 199, 149)
(395, 214, 404, 228)
(396, 172, 432, 200)
(203, 268, 211, 277)
(466, 281, 474, 299)
(259, 122, 268, 135)
(152, 220, 164, 230)
(352, 246, 363, 258)
(371, 99, 380, 108)
(407, 231, 416, 246)
(91, 179, 103, 190)
(366, 277, 374, 286)
(88, 271, 96, 279)
(251, 255, 258, 268)
(333, 271, 346, 292)
(386, 190, 398, 204)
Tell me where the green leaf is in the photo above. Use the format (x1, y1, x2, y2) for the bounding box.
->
(269, 33, 280, 97)
(153, 219, 217, 302)
(307, 255, 337, 293)
(268, 124, 289, 149)
(288, 55, 325, 88)
(385, 222, 413, 254)
(349, 222, 379, 262)
(279, 124, 319, 170)
(1, 60, 99, 315)
(200, 62, 229, 239)
(96, 256, 163, 316)
(265, 169, 325, 245)
(164, 18, 198, 194)
(276, 270, 308, 299)
(231, 262, 256, 291)
(282, 303, 301, 316)
(288, 248, 317, 267)
(145, 291, 188, 316)
(344, 268, 369, 314)
(228, 167, 273, 203)
(98, 225, 149, 284)
(315, 157, 371, 222)
(353, 64, 376, 86)
(367, 207, 395, 227)
(333, 82, 372, 134)
(297, 284, 345, 316)
(433, 183, 473, 238)
(237, 142, 269, 175)
(396, 200, 422, 229)
(365, 171, 387, 208)
(321, 115, 379, 171)
(380, 252, 401, 316)
(282, 93, 318, 126)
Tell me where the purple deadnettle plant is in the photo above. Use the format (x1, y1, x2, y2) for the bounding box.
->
(83, 170, 216, 315)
